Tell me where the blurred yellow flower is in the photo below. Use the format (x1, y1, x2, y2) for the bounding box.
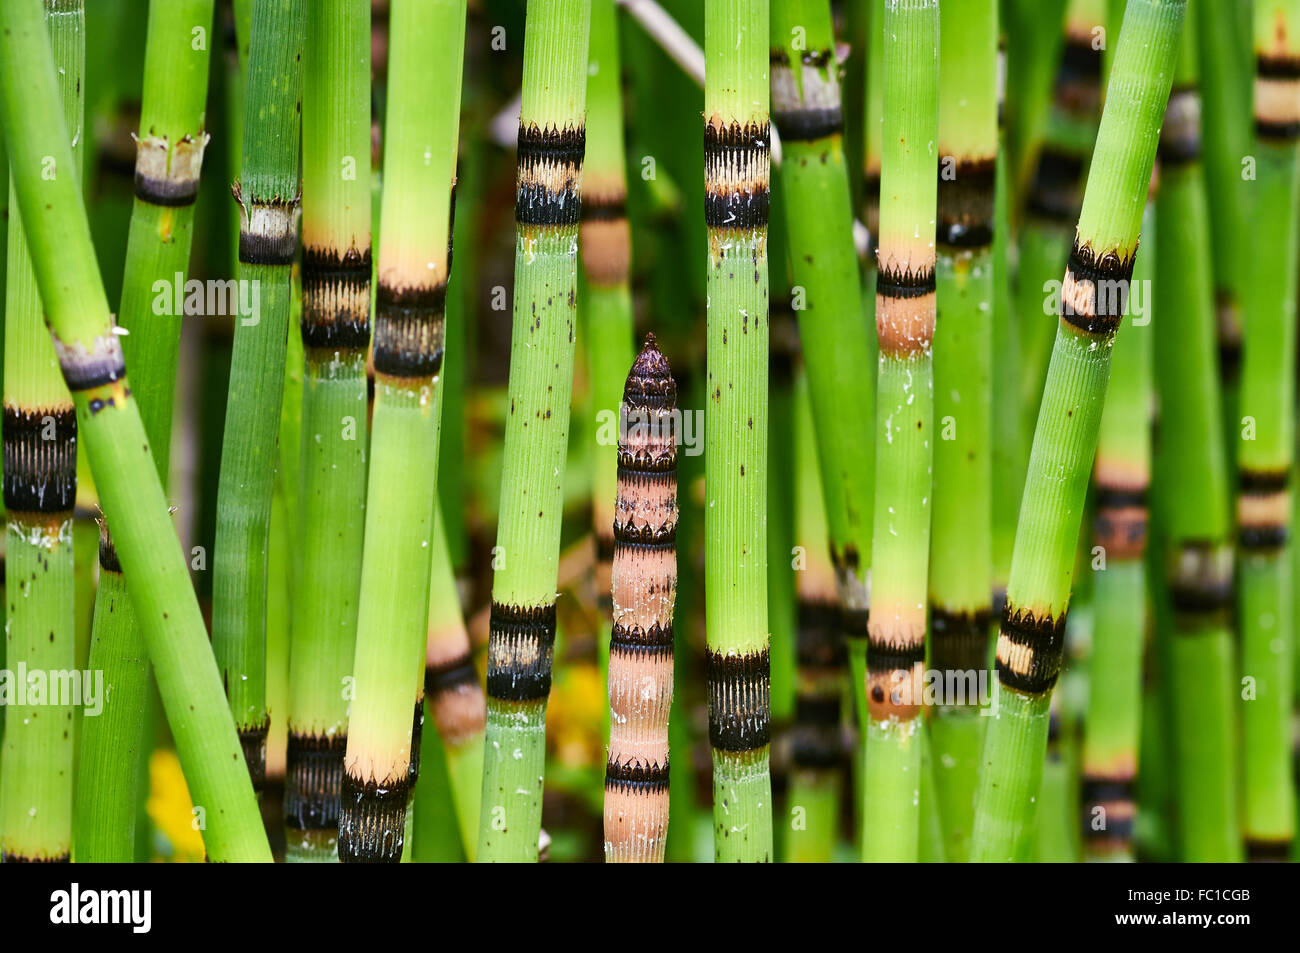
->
(146, 749, 206, 863)
(546, 663, 605, 768)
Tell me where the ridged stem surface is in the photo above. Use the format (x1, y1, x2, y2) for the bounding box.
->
(285, 0, 370, 861)
(478, 0, 592, 863)
(424, 500, 484, 860)
(864, 0, 938, 864)
(211, 0, 305, 791)
(74, 526, 151, 860)
(0, 0, 82, 865)
(1082, 196, 1155, 863)
(117, 0, 215, 470)
(1234, 0, 1300, 858)
(603, 337, 677, 863)
(971, 0, 1184, 863)
(583, 0, 636, 680)
(704, 0, 773, 863)
(0, 0, 270, 862)
(770, 0, 874, 674)
(338, 0, 466, 865)
(781, 369, 841, 863)
(928, 0, 998, 863)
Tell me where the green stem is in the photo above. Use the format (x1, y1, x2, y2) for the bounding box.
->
(782, 367, 841, 863)
(848, 0, 884, 858)
(117, 0, 215, 474)
(1080, 195, 1155, 863)
(864, 0, 938, 864)
(1004, 0, 1069, 216)
(929, 0, 998, 863)
(0, 0, 81, 865)
(1149, 8, 1238, 859)
(1196, 0, 1253, 457)
(703, 0, 772, 864)
(992, 127, 1025, 604)
(424, 500, 484, 861)
(212, 0, 305, 794)
(339, 0, 466, 865)
(74, 521, 150, 861)
(1016, 0, 1105, 434)
(478, 0, 591, 864)
(770, 0, 874, 743)
(1235, 0, 1300, 860)
(583, 0, 637, 712)
(0, 0, 270, 862)
(970, 0, 1184, 863)
(283, 0, 370, 863)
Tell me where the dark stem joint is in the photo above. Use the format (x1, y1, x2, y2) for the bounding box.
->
(515, 122, 586, 227)
(284, 733, 347, 830)
(372, 283, 447, 379)
(1253, 119, 1300, 142)
(772, 106, 844, 143)
(996, 603, 1066, 695)
(2, 406, 77, 514)
(301, 246, 373, 351)
(612, 520, 677, 549)
(610, 620, 674, 653)
(135, 172, 201, 207)
(426, 652, 478, 698)
(875, 265, 936, 299)
(337, 772, 410, 863)
(937, 158, 996, 248)
(706, 648, 771, 752)
(928, 606, 993, 676)
(581, 194, 627, 223)
(865, 639, 926, 676)
(605, 758, 670, 794)
(486, 602, 558, 702)
(1061, 244, 1135, 334)
(238, 723, 269, 793)
(796, 599, 845, 668)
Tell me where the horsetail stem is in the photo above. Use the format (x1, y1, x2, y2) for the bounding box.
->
(212, 0, 305, 793)
(1151, 11, 1239, 860)
(992, 33, 1025, 610)
(703, 0, 773, 864)
(423, 498, 484, 860)
(478, 0, 591, 864)
(860, 0, 883, 252)
(0, 0, 82, 864)
(928, 0, 998, 864)
(0, 85, 6, 320)
(603, 335, 677, 863)
(846, 0, 884, 856)
(71, 0, 216, 864)
(584, 0, 637, 672)
(767, 244, 798, 727)
(0, 0, 271, 862)
(768, 0, 868, 850)
(862, 0, 938, 864)
(1196, 0, 1253, 435)
(969, 0, 1184, 863)
(1004, 0, 1069, 212)
(783, 367, 842, 863)
(1081, 192, 1155, 863)
(339, 0, 467, 864)
(117, 0, 215, 474)
(770, 0, 873, 627)
(283, 0, 371, 862)
(1016, 0, 1104, 426)
(1235, 0, 1300, 862)
(74, 517, 150, 861)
